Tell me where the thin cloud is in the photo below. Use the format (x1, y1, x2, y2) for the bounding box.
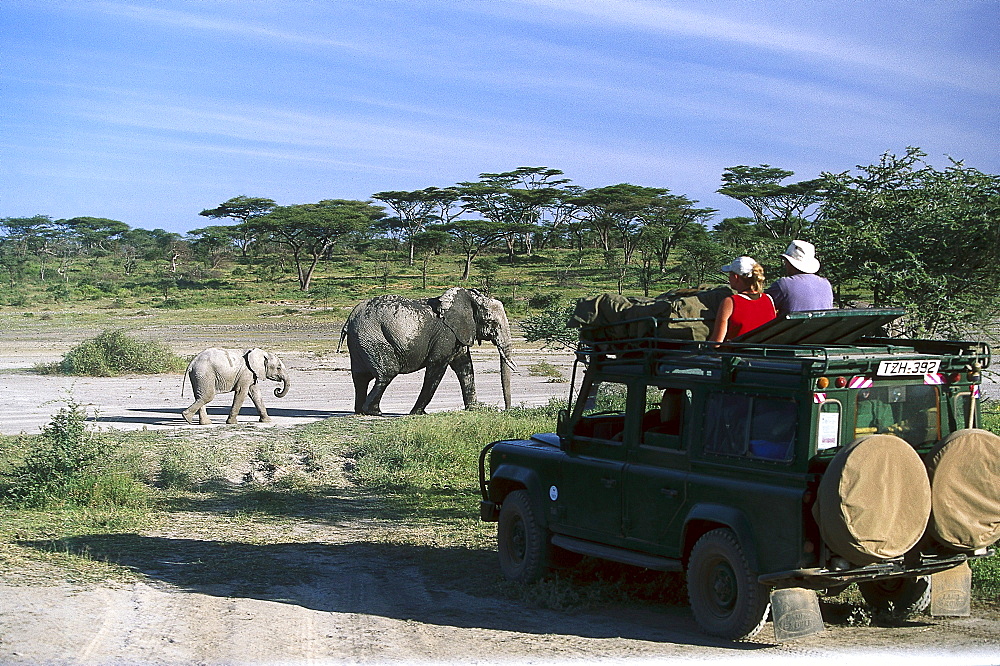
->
(504, 0, 998, 92)
(92, 1, 369, 53)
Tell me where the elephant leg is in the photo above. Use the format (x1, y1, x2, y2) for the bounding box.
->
(411, 364, 449, 415)
(248, 385, 271, 423)
(449, 351, 477, 408)
(228, 386, 249, 424)
(363, 375, 395, 417)
(352, 371, 375, 414)
(183, 388, 214, 425)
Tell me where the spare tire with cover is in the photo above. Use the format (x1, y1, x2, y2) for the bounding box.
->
(926, 428, 1000, 551)
(814, 434, 932, 565)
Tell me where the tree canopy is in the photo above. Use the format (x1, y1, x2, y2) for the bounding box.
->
(251, 199, 386, 291)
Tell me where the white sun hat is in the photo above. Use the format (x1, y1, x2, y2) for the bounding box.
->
(782, 240, 820, 274)
(720, 256, 757, 277)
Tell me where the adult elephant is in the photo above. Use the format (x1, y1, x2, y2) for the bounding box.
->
(340, 287, 514, 416)
(182, 348, 290, 425)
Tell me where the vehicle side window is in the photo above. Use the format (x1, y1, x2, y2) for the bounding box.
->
(704, 393, 796, 462)
(572, 380, 628, 441)
(704, 393, 751, 455)
(641, 386, 685, 448)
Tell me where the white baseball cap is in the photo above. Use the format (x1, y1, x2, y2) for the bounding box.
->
(782, 240, 820, 274)
(720, 256, 757, 277)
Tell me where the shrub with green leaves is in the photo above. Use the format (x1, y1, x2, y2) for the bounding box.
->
(1, 401, 148, 509)
(54, 328, 184, 376)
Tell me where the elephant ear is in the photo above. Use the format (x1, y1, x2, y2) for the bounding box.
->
(436, 288, 477, 346)
(467, 289, 503, 344)
(244, 348, 266, 383)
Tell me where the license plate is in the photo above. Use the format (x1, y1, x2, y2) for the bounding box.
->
(877, 359, 941, 376)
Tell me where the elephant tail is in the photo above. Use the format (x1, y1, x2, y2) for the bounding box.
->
(338, 302, 364, 353)
(180, 357, 195, 397)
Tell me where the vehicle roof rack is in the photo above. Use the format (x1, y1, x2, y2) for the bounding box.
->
(574, 308, 990, 372)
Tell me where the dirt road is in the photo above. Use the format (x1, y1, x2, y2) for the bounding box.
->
(0, 347, 570, 436)
(2, 313, 999, 664)
(2, 539, 999, 664)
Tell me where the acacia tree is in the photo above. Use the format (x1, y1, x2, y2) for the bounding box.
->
(570, 184, 670, 265)
(536, 184, 585, 250)
(59, 217, 129, 255)
(251, 200, 386, 291)
(1, 215, 55, 279)
(815, 147, 1000, 337)
(412, 229, 450, 289)
(439, 219, 503, 281)
(640, 194, 716, 272)
(458, 167, 570, 261)
(718, 165, 824, 239)
(188, 225, 240, 268)
(199, 195, 276, 257)
(371, 188, 441, 266)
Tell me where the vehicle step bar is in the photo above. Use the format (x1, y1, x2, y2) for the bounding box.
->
(551, 534, 683, 572)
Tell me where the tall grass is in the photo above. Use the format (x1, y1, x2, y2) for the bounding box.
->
(346, 403, 561, 494)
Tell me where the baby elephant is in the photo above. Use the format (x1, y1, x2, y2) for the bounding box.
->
(182, 348, 290, 425)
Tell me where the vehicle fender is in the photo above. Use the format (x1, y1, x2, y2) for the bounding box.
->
(490, 463, 548, 522)
(682, 503, 760, 573)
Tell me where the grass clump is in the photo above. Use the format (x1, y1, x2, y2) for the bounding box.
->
(1, 401, 149, 510)
(346, 405, 558, 498)
(40, 328, 185, 376)
(527, 361, 567, 382)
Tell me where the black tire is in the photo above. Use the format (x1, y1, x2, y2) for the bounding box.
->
(858, 576, 931, 622)
(497, 490, 549, 584)
(687, 528, 770, 640)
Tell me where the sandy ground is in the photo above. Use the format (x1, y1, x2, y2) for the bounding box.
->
(0, 346, 571, 436)
(1, 319, 999, 664)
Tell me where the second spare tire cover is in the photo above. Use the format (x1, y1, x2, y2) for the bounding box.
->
(815, 434, 931, 565)
(926, 428, 1000, 550)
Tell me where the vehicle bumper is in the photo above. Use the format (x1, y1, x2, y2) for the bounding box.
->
(759, 549, 993, 589)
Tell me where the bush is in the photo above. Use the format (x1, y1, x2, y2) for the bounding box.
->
(528, 291, 562, 310)
(521, 303, 578, 351)
(1, 401, 149, 509)
(54, 329, 184, 376)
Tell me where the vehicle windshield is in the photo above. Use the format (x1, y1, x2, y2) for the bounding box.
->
(854, 384, 940, 446)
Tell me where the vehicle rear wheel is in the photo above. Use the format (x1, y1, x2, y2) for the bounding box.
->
(687, 528, 770, 640)
(497, 490, 549, 584)
(858, 576, 931, 622)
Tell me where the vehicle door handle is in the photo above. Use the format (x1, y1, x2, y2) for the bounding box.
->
(601, 477, 617, 489)
(660, 488, 679, 498)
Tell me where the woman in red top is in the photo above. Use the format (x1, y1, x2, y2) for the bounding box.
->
(710, 256, 776, 343)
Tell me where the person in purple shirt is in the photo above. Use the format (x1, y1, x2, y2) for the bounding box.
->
(765, 240, 834, 316)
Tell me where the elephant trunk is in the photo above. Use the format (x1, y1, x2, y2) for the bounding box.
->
(500, 353, 512, 410)
(273, 373, 290, 398)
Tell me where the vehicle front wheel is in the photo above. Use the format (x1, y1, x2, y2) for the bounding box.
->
(497, 490, 549, 584)
(858, 576, 931, 622)
(687, 528, 770, 640)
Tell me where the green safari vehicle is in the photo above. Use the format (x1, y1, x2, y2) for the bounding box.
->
(479, 309, 1000, 640)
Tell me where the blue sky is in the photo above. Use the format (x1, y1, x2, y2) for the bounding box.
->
(2, 0, 998, 235)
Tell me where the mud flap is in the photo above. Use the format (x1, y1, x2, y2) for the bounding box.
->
(930, 562, 971, 617)
(770, 587, 825, 642)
